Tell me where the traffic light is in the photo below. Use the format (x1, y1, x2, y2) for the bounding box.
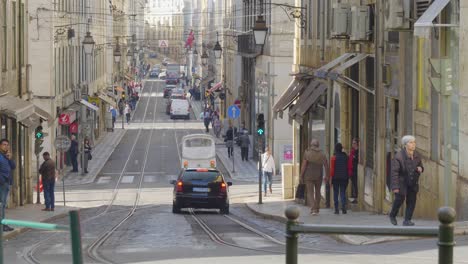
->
(34, 126, 48, 155)
(256, 113, 265, 136)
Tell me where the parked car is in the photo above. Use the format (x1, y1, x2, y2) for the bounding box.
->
(158, 71, 167, 80)
(149, 53, 157, 58)
(163, 84, 177, 98)
(149, 70, 159, 78)
(170, 99, 191, 120)
(170, 168, 232, 214)
(165, 72, 179, 85)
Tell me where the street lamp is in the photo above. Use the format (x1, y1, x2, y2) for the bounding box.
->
(213, 32, 222, 59)
(201, 50, 208, 65)
(252, 15, 268, 46)
(126, 49, 133, 62)
(193, 44, 198, 55)
(113, 44, 121, 63)
(83, 31, 95, 55)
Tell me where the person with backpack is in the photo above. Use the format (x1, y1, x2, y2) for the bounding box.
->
(330, 143, 349, 214)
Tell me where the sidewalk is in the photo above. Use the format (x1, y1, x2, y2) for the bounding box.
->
(244, 195, 468, 245)
(2, 204, 78, 240)
(61, 129, 126, 185)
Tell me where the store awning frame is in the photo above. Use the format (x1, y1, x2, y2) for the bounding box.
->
(288, 81, 320, 118)
(414, 0, 456, 38)
(314, 53, 354, 79)
(273, 78, 309, 118)
(34, 106, 53, 126)
(98, 94, 117, 108)
(289, 82, 327, 125)
(80, 99, 99, 111)
(0, 95, 35, 122)
(199, 76, 215, 86)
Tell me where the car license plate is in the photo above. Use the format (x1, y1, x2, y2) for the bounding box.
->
(193, 187, 209, 192)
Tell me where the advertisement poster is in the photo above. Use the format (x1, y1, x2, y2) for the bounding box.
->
(283, 144, 293, 161)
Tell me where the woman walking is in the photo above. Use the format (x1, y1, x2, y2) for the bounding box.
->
(213, 116, 222, 138)
(261, 147, 276, 197)
(125, 103, 131, 124)
(330, 143, 349, 214)
(83, 139, 92, 174)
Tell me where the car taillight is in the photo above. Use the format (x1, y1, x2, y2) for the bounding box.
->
(176, 181, 183, 192)
(220, 182, 227, 193)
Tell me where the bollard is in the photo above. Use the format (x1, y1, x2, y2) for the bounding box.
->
(285, 206, 300, 264)
(69, 210, 83, 264)
(438, 207, 456, 264)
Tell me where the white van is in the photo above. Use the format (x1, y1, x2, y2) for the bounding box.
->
(170, 99, 191, 120)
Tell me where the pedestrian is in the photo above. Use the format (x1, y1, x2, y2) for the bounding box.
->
(262, 147, 276, 197)
(203, 109, 211, 133)
(0, 139, 15, 231)
(109, 106, 117, 129)
(389, 135, 424, 226)
(38, 152, 56, 211)
(348, 138, 360, 204)
(300, 139, 329, 215)
(83, 138, 92, 174)
(224, 124, 234, 158)
(213, 117, 222, 138)
(330, 143, 349, 214)
(125, 103, 131, 124)
(69, 135, 79, 172)
(240, 131, 250, 161)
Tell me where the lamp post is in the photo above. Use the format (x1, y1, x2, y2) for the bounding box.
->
(252, 15, 268, 46)
(82, 31, 95, 175)
(213, 32, 223, 59)
(114, 44, 125, 130)
(201, 50, 208, 65)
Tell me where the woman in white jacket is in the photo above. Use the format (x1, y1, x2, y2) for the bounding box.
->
(262, 147, 276, 197)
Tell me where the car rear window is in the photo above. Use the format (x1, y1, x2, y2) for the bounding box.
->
(182, 171, 223, 183)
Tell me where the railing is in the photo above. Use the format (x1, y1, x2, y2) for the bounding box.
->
(0, 209, 83, 264)
(237, 33, 259, 56)
(284, 206, 456, 264)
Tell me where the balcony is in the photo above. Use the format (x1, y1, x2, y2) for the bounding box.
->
(237, 33, 261, 58)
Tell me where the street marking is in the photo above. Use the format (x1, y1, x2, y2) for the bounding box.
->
(144, 176, 157, 182)
(121, 176, 134, 183)
(97, 176, 111, 184)
(231, 236, 276, 248)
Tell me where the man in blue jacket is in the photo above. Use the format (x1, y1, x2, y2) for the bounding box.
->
(0, 139, 16, 231)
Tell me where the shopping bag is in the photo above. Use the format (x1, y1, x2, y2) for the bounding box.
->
(295, 183, 305, 199)
(34, 178, 43, 193)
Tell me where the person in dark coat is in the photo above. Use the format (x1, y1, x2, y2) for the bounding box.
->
(389, 135, 424, 226)
(38, 152, 56, 211)
(0, 139, 15, 231)
(69, 135, 79, 172)
(348, 138, 360, 204)
(224, 124, 234, 158)
(240, 131, 250, 161)
(330, 143, 349, 214)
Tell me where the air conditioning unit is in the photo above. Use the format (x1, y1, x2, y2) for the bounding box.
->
(332, 3, 351, 37)
(414, 0, 432, 19)
(384, 0, 411, 30)
(351, 6, 371, 41)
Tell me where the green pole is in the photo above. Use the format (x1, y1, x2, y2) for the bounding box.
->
(285, 206, 300, 264)
(69, 210, 83, 264)
(438, 207, 456, 264)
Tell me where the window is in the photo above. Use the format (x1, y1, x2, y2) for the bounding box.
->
(11, 1, 16, 68)
(20, 2, 23, 66)
(2, 0, 7, 70)
(307, 0, 313, 39)
(317, 0, 322, 40)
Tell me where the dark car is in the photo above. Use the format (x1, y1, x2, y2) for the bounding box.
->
(171, 168, 232, 214)
(165, 72, 179, 85)
(149, 70, 159, 78)
(163, 84, 176, 98)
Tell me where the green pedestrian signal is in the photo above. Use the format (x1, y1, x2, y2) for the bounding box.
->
(257, 128, 264, 135)
(35, 126, 44, 139)
(256, 113, 265, 136)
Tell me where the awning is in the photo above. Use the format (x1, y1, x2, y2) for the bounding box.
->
(80, 99, 99, 111)
(208, 82, 223, 93)
(20, 113, 41, 129)
(98, 94, 117, 108)
(414, 0, 452, 38)
(0, 95, 35, 121)
(115, 86, 125, 92)
(289, 83, 327, 125)
(273, 78, 308, 118)
(34, 106, 53, 126)
(199, 76, 215, 86)
(288, 81, 320, 118)
(313, 53, 375, 94)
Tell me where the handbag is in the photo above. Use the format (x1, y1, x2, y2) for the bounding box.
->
(88, 153, 93, 160)
(295, 183, 305, 199)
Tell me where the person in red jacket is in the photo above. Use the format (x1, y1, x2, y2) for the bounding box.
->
(348, 138, 360, 204)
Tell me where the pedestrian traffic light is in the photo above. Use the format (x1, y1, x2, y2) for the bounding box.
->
(256, 113, 265, 136)
(35, 126, 44, 139)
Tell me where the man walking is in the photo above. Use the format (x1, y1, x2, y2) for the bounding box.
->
(225, 124, 234, 158)
(0, 139, 15, 231)
(240, 131, 250, 161)
(38, 152, 56, 211)
(110, 106, 117, 130)
(300, 139, 329, 215)
(389, 135, 424, 226)
(348, 138, 360, 204)
(69, 135, 79, 172)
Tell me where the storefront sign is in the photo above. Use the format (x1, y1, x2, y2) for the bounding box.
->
(283, 144, 293, 161)
(69, 122, 78, 134)
(88, 97, 101, 107)
(59, 111, 76, 125)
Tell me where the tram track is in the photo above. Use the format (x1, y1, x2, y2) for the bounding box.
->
(21, 81, 158, 264)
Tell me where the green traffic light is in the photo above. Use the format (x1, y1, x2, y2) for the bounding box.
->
(36, 132, 43, 139)
(257, 128, 264, 135)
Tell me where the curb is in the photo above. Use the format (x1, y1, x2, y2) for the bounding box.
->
(3, 208, 78, 240)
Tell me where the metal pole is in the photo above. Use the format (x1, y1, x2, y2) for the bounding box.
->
(80, 106, 86, 175)
(232, 140, 235, 173)
(258, 143, 262, 204)
(438, 207, 456, 264)
(443, 94, 452, 206)
(285, 206, 299, 264)
(0, 202, 4, 264)
(69, 210, 83, 264)
(36, 154, 41, 204)
(61, 151, 65, 206)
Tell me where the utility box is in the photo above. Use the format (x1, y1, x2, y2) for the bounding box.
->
(282, 163, 294, 199)
(384, 0, 411, 30)
(332, 3, 351, 37)
(350, 6, 371, 41)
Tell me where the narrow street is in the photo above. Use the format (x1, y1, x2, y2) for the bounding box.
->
(1, 80, 467, 263)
